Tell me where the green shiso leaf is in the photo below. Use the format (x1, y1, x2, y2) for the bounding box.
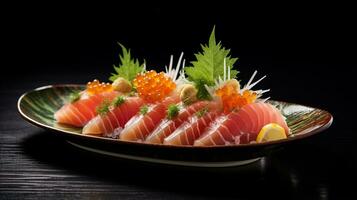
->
(109, 43, 145, 82)
(185, 26, 239, 100)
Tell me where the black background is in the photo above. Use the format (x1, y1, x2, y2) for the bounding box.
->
(6, 4, 356, 137)
(1, 4, 357, 199)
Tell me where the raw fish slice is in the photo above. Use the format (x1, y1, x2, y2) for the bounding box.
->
(234, 103, 267, 144)
(54, 91, 118, 127)
(194, 102, 289, 146)
(145, 101, 218, 144)
(246, 103, 260, 133)
(119, 95, 180, 141)
(163, 111, 221, 146)
(82, 97, 144, 136)
(194, 114, 236, 146)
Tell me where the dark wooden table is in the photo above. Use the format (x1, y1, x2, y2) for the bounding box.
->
(1, 73, 356, 199)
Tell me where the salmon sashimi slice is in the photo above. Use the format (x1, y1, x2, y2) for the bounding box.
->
(163, 110, 221, 146)
(82, 97, 144, 136)
(194, 102, 290, 146)
(119, 95, 180, 141)
(54, 91, 118, 127)
(145, 101, 219, 144)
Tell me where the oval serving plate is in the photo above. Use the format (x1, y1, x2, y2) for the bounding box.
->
(18, 85, 333, 167)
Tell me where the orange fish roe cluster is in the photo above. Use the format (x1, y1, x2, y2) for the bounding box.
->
(133, 70, 176, 103)
(86, 79, 113, 95)
(216, 84, 257, 113)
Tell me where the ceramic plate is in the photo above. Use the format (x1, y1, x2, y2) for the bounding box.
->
(17, 85, 333, 167)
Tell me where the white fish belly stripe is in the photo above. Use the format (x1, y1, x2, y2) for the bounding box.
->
(201, 117, 208, 127)
(189, 121, 198, 143)
(216, 129, 227, 144)
(95, 116, 102, 133)
(240, 109, 253, 133)
(245, 105, 258, 133)
(99, 115, 108, 133)
(105, 115, 114, 132)
(132, 123, 142, 140)
(145, 115, 156, 130)
(167, 123, 174, 134)
(224, 118, 237, 132)
(184, 127, 191, 144)
(60, 106, 73, 124)
(139, 121, 150, 139)
(194, 120, 200, 139)
(220, 123, 234, 139)
(109, 109, 120, 128)
(194, 115, 208, 139)
(124, 100, 133, 121)
(88, 96, 101, 107)
(209, 134, 217, 145)
(71, 104, 87, 123)
(67, 105, 85, 125)
(115, 103, 126, 124)
(77, 100, 95, 118)
(183, 105, 198, 117)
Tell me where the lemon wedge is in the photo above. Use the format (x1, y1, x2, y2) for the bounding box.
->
(256, 123, 287, 143)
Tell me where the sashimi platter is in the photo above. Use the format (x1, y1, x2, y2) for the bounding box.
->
(18, 28, 332, 166)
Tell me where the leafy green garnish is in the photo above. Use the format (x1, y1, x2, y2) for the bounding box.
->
(167, 104, 180, 119)
(96, 99, 111, 115)
(112, 96, 125, 107)
(68, 91, 81, 103)
(130, 87, 137, 95)
(139, 105, 149, 115)
(196, 107, 209, 118)
(185, 27, 239, 100)
(109, 43, 145, 82)
(195, 79, 212, 101)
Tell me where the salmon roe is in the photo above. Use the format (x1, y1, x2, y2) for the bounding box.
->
(133, 70, 176, 103)
(86, 79, 113, 95)
(216, 84, 257, 113)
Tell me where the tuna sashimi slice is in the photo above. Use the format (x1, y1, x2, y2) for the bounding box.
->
(163, 110, 221, 146)
(54, 91, 118, 127)
(145, 101, 219, 144)
(82, 97, 144, 136)
(194, 102, 289, 146)
(119, 95, 180, 141)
